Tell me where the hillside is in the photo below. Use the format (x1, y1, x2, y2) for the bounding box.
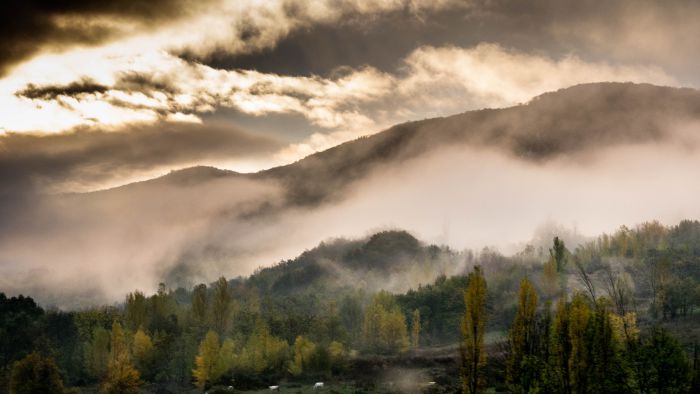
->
(91, 82, 700, 207)
(244, 230, 465, 295)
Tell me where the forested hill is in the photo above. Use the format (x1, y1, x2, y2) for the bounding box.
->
(4, 220, 700, 392)
(243, 230, 465, 295)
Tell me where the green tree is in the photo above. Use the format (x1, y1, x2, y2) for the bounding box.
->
(210, 277, 231, 334)
(85, 326, 110, 380)
(9, 353, 65, 394)
(550, 237, 568, 297)
(124, 291, 149, 331)
(191, 284, 208, 326)
(461, 265, 487, 394)
(633, 328, 691, 394)
(328, 341, 347, 374)
(340, 294, 363, 345)
(193, 330, 221, 390)
(214, 338, 236, 382)
(568, 293, 591, 394)
(587, 300, 630, 393)
(239, 321, 289, 374)
(361, 291, 409, 354)
(550, 298, 572, 393)
(101, 321, 142, 394)
(507, 277, 539, 393)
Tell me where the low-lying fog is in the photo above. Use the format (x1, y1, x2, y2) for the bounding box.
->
(2, 131, 700, 307)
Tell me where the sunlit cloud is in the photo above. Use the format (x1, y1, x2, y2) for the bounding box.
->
(3, 44, 675, 160)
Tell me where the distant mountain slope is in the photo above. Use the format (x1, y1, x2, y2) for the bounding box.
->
(86, 82, 700, 208)
(252, 82, 700, 205)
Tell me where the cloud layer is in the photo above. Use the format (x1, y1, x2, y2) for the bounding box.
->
(2, 44, 675, 192)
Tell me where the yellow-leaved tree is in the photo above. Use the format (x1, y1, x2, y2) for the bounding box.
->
(239, 320, 289, 374)
(101, 321, 142, 394)
(410, 309, 421, 349)
(288, 335, 316, 376)
(193, 330, 221, 391)
(361, 291, 409, 354)
(132, 327, 154, 377)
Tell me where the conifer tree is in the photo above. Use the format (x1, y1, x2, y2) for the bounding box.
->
(550, 237, 568, 296)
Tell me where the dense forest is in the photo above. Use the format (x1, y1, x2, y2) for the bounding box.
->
(3, 220, 700, 393)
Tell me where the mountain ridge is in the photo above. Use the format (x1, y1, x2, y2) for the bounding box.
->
(81, 82, 700, 205)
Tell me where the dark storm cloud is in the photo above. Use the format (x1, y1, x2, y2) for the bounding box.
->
(0, 0, 207, 76)
(14, 73, 182, 101)
(180, 7, 542, 76)
(16, 78, 108, 100)
(186, 0, 700, 84)
(0, 120, 283, 196)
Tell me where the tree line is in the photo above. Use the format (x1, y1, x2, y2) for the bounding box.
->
(3, 220, 700, 392)
(461, 236, 700, 393)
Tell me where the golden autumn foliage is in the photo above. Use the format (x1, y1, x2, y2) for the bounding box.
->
(410, 309, 421, 349)
(193, 330, 220, 390)
(101, 321, 142, 394)
(361, 291, 410, 354)
(609, 311, 639, 343)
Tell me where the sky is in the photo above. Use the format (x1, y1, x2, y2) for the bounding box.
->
(3, 0, 700, 305)
(3, 0, 699, 192)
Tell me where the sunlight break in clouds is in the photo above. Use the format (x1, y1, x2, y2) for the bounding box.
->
(2, 43, 675, 172)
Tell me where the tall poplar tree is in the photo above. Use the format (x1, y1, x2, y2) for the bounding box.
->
(191, 284, 208, 327)
(210, 277, 231, 334)
(101, 321, 142, 394)
(507, 277, 539, 392)
(411, 309, 421, 349)
(461, 265, 488, 394)
(192, 330, 221, 390)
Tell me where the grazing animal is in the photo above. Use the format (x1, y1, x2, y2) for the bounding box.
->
(313, 382, 324, 389)
(269, 385, 280, 391)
